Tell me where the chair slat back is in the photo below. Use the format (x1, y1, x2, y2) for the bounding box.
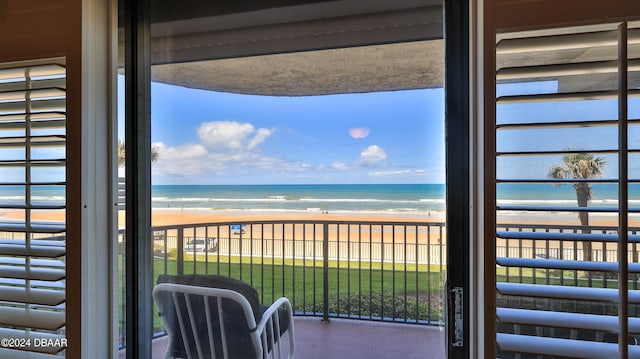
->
(153, 283, 263, 359)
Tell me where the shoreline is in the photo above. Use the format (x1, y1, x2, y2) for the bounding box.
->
(3, 208, 638, 248)
(147, 209, 446, 229)
(150, 207, 445, 225)
(1, 207, 638, 228)
(148, 208, 637, 227)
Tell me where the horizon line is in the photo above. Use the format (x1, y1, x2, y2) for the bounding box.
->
(150, 183, 447, 186)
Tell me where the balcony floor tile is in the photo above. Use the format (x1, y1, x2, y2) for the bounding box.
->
(124, 317, 445, 358)
(291, 317, 445, 359)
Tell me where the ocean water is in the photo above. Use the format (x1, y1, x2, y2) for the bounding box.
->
(1, 183, 638, 215)
(151, 183, 640, 214)
(497, 183, 640, 208)
(151, 184, 446, 214)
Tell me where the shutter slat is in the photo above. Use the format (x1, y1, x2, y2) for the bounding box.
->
(0, 88, 66, 101)
(496, 29, 620, 54)
(0, 204, 66, 210)
(0, 222, 65, 233)
(0, 278, 65, 289)
(0, 119, 66, 130)
(0, 99, 66, 115)
(497, 308, 631, 333)
(0, 182, 66, 186)
(0, 307, 65, 330)
(497, 59, 640, 80)
(496, 178, 621, 183)
(0, 286, 65, 306)
(497, 149, 625, 156)
(0, 135, 66, 147)
(0, 64, 65, 79)
(497, 89, 640, 104)
(497, 333, 640, 359)
(497, 119, 623, 130)
(0, 159, 66, 167)
(497, 205, 626, 213)
(0, 266, 65, 281)
(0, 239, 66, 257)
(0, 112, 66, 123)
(497, 282, 640, 303)
(497, 257, 640, 272)
(496, 231, 639, 243)
(0, 78, 66, 92)
(0, 258, 65, 267)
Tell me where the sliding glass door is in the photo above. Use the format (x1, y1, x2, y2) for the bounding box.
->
(119, 1, 469, 358)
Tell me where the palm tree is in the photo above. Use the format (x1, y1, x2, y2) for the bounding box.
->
(117, 140, 126, 168)
(548, 152, 606, 261)
(117, 140, 159, 168)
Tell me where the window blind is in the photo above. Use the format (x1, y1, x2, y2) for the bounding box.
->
(494, 22, 640, 358)
(0, 61, 67, 358)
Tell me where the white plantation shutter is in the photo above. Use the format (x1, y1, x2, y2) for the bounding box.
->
(493, 22, 640, 358)
(0, 61, 67, 358)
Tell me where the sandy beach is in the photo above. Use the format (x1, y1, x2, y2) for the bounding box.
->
(2, 208, 638, 245)
(3, 208, 638, 265)
(150, 208, 445, 226)
(2, 207, 638, 231)
(150, 209, 449, 247)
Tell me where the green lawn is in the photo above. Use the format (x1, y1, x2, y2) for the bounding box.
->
(165, 253, 445, 304)
(118, 253, 446, 336)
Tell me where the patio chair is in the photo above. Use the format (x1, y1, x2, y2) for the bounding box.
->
(153, 274, 295, 359)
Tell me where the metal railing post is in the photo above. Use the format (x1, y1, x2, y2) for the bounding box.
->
(177, 228, 184, 275)
(323, 222, 329, 322)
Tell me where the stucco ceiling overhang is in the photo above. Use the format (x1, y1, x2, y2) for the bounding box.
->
(146, 0, 445, 96)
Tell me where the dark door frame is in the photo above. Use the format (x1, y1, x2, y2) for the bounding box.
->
(122, 0, 154, 358)
(445, 0, 470, 358)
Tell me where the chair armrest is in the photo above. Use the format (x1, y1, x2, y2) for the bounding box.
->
(256, 297, 295, 359)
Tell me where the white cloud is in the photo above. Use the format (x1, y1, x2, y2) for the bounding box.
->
(197, 121, 274, 151)
(368, 169, 430, 177)
(348, 127, 370, 139)
(358, 145, 387, 166)
(154, 142, 207, 160)
(152, 128, 310, 180)
(248, 128, 274, 149)
(369, 169, 412, 177)
(332, 162, 350, 170)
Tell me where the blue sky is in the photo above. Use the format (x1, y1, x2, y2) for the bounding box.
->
(116, 78, 640, 186)
(122, 79, 446, 185)
(496, 81, 640, 182)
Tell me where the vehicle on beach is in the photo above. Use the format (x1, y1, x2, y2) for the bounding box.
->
(231, 224, 246, 235)
(184, 237, 218, 252)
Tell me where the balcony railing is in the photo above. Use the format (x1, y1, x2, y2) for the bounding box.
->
(118, 220, 447, 348)
(116, 220, 640, 350)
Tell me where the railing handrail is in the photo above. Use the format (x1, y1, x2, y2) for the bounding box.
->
(117, 220, 638, 234)
(144, 219, 445, 232)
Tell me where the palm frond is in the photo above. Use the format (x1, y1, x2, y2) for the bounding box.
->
(117, 140, 159, 168)
(548, 151, 607, 204)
